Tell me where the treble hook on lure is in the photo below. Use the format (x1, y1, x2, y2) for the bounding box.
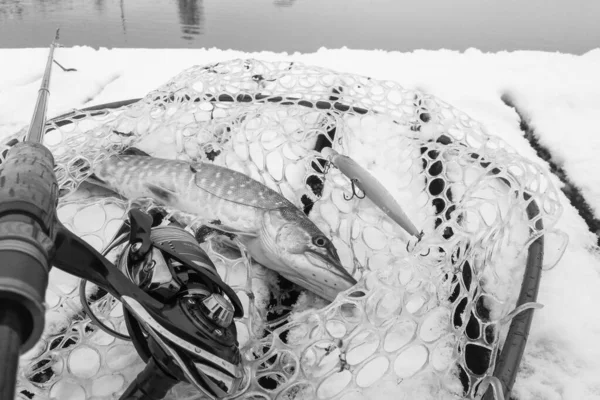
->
(344, 179, 366, 200)
(322, 147, 422, 240)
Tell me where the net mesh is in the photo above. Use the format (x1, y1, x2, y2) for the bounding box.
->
(3, 59, 565, 400)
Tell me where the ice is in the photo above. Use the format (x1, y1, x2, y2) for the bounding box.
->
(356, 356, 389, 388)
(419, 308, 450, 343)
(91, 375, 126, 397)
(346, 331, 379, 365)
(73, 204, 106, 233)
(68, 347, 101, 379)
(49, 381, 86, 400)
(317, 370, 352, 399)
(393, 345, 428, 378)
(383, 320, 417, 352)
(430, 335, 456, 372)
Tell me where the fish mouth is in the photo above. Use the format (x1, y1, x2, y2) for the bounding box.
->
(305, 250, 357, 286)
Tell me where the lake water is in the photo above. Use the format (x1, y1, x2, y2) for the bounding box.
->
(0, 0, 598, 54)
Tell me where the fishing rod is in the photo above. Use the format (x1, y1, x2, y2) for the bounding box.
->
(0, 30, 61, 400)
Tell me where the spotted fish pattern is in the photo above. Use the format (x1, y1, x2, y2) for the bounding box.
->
(92, 154, 357, 301)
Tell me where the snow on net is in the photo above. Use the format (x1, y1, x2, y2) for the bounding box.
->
(4, 59, 565, 400)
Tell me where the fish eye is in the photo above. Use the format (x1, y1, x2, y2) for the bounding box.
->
(313, 236, 328, 247)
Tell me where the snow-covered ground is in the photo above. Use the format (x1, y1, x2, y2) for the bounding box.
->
(1, 47, 600, 400)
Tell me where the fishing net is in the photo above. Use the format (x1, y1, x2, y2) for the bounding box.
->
(2, 59, 566, 400)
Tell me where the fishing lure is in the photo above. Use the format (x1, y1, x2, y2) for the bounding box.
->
(322, 147, 422, 239)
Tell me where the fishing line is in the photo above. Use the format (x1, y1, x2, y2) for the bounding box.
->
(78, 233, 132, 341)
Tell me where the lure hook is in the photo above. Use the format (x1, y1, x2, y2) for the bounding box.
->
(344, 178, 365, 201)
(406, 231, 429, 256)
(323, 159, 332, 175)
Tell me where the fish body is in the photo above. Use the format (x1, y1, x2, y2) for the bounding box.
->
(92, 154, 357, 301)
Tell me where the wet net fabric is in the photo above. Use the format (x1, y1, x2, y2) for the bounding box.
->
(2, 59, 565, 400)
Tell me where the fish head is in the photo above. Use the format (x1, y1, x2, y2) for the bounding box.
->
(260, 207, 357, 301)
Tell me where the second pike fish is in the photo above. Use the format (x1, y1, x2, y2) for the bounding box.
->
(90, 152, 357, 301)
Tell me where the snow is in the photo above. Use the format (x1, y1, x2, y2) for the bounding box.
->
(2, 47, 600, 400)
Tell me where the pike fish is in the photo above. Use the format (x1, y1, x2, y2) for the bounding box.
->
(90, 153, 357, 301)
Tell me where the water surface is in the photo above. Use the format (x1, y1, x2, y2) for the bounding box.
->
(0, 0, 598, 53)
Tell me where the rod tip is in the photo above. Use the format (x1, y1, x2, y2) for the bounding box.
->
(55, 28, 60, 41)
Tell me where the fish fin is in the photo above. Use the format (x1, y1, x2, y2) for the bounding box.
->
(206, 236, 244, 258)
(191, 163, 292, 210)
(86, 173, 112, 190)
(145, 183, 178, 203)
(122, 147, 151, 157)
(203, 222, 259, 238)
(83, 173, 124, 198)
(79, 180, 123, 198)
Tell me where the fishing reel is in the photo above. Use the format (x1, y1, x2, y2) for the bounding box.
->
(81, 209, 246, 400)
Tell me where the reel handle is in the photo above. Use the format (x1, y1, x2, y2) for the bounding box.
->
(128, 208, 153, 262)
(0, 142, 59, 400)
